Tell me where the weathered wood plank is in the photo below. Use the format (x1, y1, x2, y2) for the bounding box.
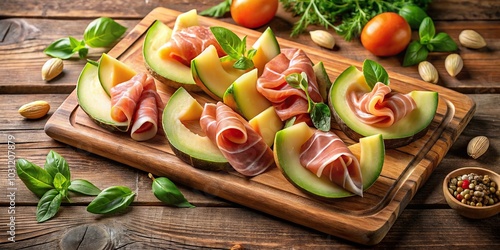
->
(1, 206, 498, 248)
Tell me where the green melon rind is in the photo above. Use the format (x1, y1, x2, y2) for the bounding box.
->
(274, 123, 385, 199)
(76, 63, 129, 132)
(143, 20, 200, 91)
(329, 66, 438, 148)
(162, 87, 229, 171)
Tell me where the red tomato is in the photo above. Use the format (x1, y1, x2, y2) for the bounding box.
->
(360, 12, 412, 57)
(230, 0, 279, 29)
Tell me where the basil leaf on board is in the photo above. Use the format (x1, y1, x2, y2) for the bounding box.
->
(233, 57, 254, 70)
(210, 26, 243, 59)
(311, 103, 331, 132)
(199, 0, 231, 17)
(429, 33, 458, 52)
(419, 17, 435, 44)
(362, 59, 389, 88)
(403, 41, 429, 67)
(36, 189, 62, 223)
(149, 174, 194, 208)
(44, 150, 71, 181)
(86, 186, 135, 214)
(43, 38, 76, 59)
(68, 179, 102, 196)
(83, 17, 127, 48)
(16, 159, 54, 198)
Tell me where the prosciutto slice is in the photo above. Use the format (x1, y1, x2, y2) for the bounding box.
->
(110, 73, 148, 123)
(349, 82, 417, 127)
(200, 102, 274, 177)
(130, 76, 164, 141)
(300, 130, 363, 196)
(158, 26, 226, 66)
(256, 48, 323, 122)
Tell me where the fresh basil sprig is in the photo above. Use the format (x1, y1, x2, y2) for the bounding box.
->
(87, 186, 136, 214)
(44, 17, 126, 59)
(210, 26, 257, 70)
(200, 0, 231, 18)
(362, 59, 389, 89)
(16, 150, 137, 223)
(286, 72, 331, 131)
(403, 17, 457, 66)
(149, 173, 195, 208)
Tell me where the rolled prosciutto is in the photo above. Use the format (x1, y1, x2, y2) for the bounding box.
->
(158, 26, 226, 66)
(300, 130, 363, 197)
(130, 76, 164, 141)
(200, 102, 274, 177)
(257, 48, 323, 123)
(110, 73, 148, 124)
(349, 82, 416, 127)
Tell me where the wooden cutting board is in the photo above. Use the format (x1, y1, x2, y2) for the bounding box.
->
(44, 7, 476, 245)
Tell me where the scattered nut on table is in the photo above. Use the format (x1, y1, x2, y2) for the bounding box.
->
(467, 136, 489, 159)
(41, 58, 64, 81)
(310, 30, 335, 49)
(18, 100, 50, 119)
(418, 61, 439, 84)
(458, 30, 487, 49)
(445, 53, 464, 77)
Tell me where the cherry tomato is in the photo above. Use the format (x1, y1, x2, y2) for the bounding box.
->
(230, 0, 279, 29)
(360, 12, 412, 57)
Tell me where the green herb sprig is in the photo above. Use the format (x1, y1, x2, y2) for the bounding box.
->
(149, 173, 195, 208)
(286, 72, 331, 131)
(44, 17, 126, 59)
(210, 26, 257, 70)
(200, 0, 232, 17)
(362, 59, 390, 88)
(403, 17, 457, 66)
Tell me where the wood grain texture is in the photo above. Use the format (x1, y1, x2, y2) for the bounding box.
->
(41, 7, 477, 245)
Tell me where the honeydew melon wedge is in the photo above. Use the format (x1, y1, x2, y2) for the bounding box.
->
(223, 68, 272, 120)
(273, 122, 384, 198)
(97, 53, 136, 96)
(162, 87, 229, 171)
(248, 106, 283, 147)
(252, 27, 281, 75)
(329, 66, 438, 148)
(143, 20, 200, 91)
(77, 63, 129, 132)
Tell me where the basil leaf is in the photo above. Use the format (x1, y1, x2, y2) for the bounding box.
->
(200, 0, 231, 17)
(150, 175, 194, 208)
(44, 150, 71, 181)
(429, 32, 458, 52)
(362, 59, 389, 88)
(16, 159, 54, 198)
(36, 189, 62, 223)
(84, 17, 127, 48)
(399, 4, 429, 30)
(53, 173, 69, 192)
(87, 186, 135, 214)
(403, 41, 429, 67)
(43, 38, 75, 59)
(311, 103, 331, 132)
(419, 17, 435, 44)
(68, 179, 101, 196)
(233, 57, 254, 70)
(285, 73, 301, 88)
(210, 26, 243, 59)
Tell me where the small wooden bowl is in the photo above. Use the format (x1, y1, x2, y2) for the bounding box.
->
(443, 167, 500, 219)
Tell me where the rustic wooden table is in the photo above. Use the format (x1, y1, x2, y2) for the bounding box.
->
(1, 0, 499, 249)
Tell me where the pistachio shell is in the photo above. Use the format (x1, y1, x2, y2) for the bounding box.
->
(467, 136, 489, 159)
(445, 54, 463, 77)
(18, 100, 50, 119)
(42, 58, 64, 81)
(418, 61, 439, 84)
(310, 30, 335, 49)
(458, 30, 487, 49)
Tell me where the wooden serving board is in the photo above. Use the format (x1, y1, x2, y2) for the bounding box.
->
(44, 7, 476, 245)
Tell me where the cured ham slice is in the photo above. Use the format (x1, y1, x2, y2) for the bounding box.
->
(349, 82, 417, 127)
(300, 130, 363, 196)
(130, 76, 164, 141)
(110, 73, 148, 123)
(200, 102, 274, 176)
(158, 26, 226, 66)
(256, 48, 323, 122)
